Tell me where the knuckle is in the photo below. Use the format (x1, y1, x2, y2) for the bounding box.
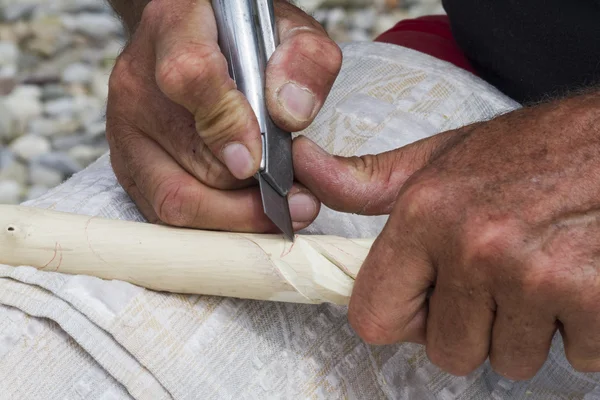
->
(397, 179, 446, 225)
(348, 298, 400, 345)
(156, 46, 223, 101)
(108, 55, 132, 97)
(459, 217, 519, 266)
(195, 91, 254, 147)
(153, 177, 200, 227)
(289, 32, 342, 77)
(518, 252, 584, 298)
(319, 38, 343, 75)
(139, 0, 162, 28)
(107, 53, 141, 116)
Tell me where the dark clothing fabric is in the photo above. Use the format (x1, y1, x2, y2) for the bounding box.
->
(442, 0, 600, 103)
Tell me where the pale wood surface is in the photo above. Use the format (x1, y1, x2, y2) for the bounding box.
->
(0, 205, 374, 304)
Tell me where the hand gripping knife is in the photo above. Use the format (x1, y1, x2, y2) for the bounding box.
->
(212, 0, 295, 241)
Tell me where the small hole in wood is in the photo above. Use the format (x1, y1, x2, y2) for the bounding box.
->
(7, 226, 15, 232)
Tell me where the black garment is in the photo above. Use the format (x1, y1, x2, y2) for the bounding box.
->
(442, 0, 600, 104)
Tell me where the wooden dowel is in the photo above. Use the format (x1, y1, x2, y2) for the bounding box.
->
(0, 206, 374, 304)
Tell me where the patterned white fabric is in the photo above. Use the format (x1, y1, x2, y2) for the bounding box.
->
(1, 42, 598, 399)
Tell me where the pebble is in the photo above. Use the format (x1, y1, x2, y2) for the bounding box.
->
(0, 40, 18, 66)
(3, 95, 43, 133)
(62, 62, 93, 84)
(91, 70, 109, 99)
(52, 133, 92, 151)
(0, 100, 17, 142)
(10, 134, 51, 161)
(0, 65, 16, 95)
(84, 120, 106, 140)
(0, 149, 27, 184)
(29, 162, 63, 187)
(62, 13, 122, 40)
(28, 117, 80, 137)
(0, 180, 21, 204)
(44, 95, 101, 119)
(41, 83, 68, 101)
(68, 144, 106, 168)
(33, 151, 82, 175)
(0, 0, 441, 204)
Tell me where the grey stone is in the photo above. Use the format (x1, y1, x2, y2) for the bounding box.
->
(54, 0, 110, 13)
(0, 100, 18, 142)
(10, 84, 42, 99)
(0, 65, 17, 95)
(0, 180, 22, 204)
(43, 97, 75, 117)
(51, 132, 97, 150)
(44, 95, 101, 119)
(68, 144, 106, 168)
(91, 70, 110, 99)
(3, 93, 43, 135)
(0, 150, 27, 185)
(84, 120, 106, 140)
(29, 163, 64, 187)
(34, 151, 82, 175)
(10, 134, 51, 161)
(350, 8, 377, 31)
(0, 40, 18, 66)
(41, 84, 69, 101)
(62, 13, 122, 40)
(0, 3, 36, 22)
(28, 117, 80, 137)
(25, 17, 70, 57)
(62, 62, 93, 84)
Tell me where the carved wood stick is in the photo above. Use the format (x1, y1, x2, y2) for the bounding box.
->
(0, 206, 374, 304)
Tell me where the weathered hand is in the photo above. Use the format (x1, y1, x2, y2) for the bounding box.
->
(106, 0, 341, 231)
(294, 93, 600, 379)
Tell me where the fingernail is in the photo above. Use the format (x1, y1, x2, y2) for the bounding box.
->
(289, 193, 318, 222)
(222, 143, 254, 179)
(278, 82, 315, 121)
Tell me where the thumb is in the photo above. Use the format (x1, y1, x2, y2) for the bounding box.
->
(293, 133, 453, 215)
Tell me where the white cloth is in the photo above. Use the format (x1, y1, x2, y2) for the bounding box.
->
(1, 42, 598, 399)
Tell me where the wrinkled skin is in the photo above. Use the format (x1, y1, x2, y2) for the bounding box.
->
(294, 92, 600, 380)
(107, 0, 600, 381)
(106, 0, 342, 232)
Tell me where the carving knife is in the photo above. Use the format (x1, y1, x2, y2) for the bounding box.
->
(212, 0, 295, 241)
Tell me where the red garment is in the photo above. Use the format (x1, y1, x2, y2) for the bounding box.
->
(374, 15, 477, 75)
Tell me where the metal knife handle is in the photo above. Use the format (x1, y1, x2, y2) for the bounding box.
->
(212, 0, 294, 196)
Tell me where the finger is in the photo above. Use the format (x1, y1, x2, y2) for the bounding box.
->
(151, 0, 262, 180)
(127, 75, 252, 191)
(489, 300, 556, 380)
(265, 1, 342, 131)
(426, 271, 495, 376)
(293, 133, 453, 215)
(348, 212, 434, 345)
(560, 310, 600, 373)
(121, 125, 319, 231)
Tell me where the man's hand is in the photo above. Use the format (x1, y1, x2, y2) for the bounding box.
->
(106, 0, 341, 231)
(294, 92, 600, 379)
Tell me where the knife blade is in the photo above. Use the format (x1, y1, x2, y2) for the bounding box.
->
(212, 0, 295, 241)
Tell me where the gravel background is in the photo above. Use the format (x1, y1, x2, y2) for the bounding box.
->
(0, 0, 443, 204)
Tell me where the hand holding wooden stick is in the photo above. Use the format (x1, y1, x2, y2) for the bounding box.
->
(0, 206, 373, 305)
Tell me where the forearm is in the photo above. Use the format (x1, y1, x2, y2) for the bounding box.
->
(107, 0, 152, 35)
